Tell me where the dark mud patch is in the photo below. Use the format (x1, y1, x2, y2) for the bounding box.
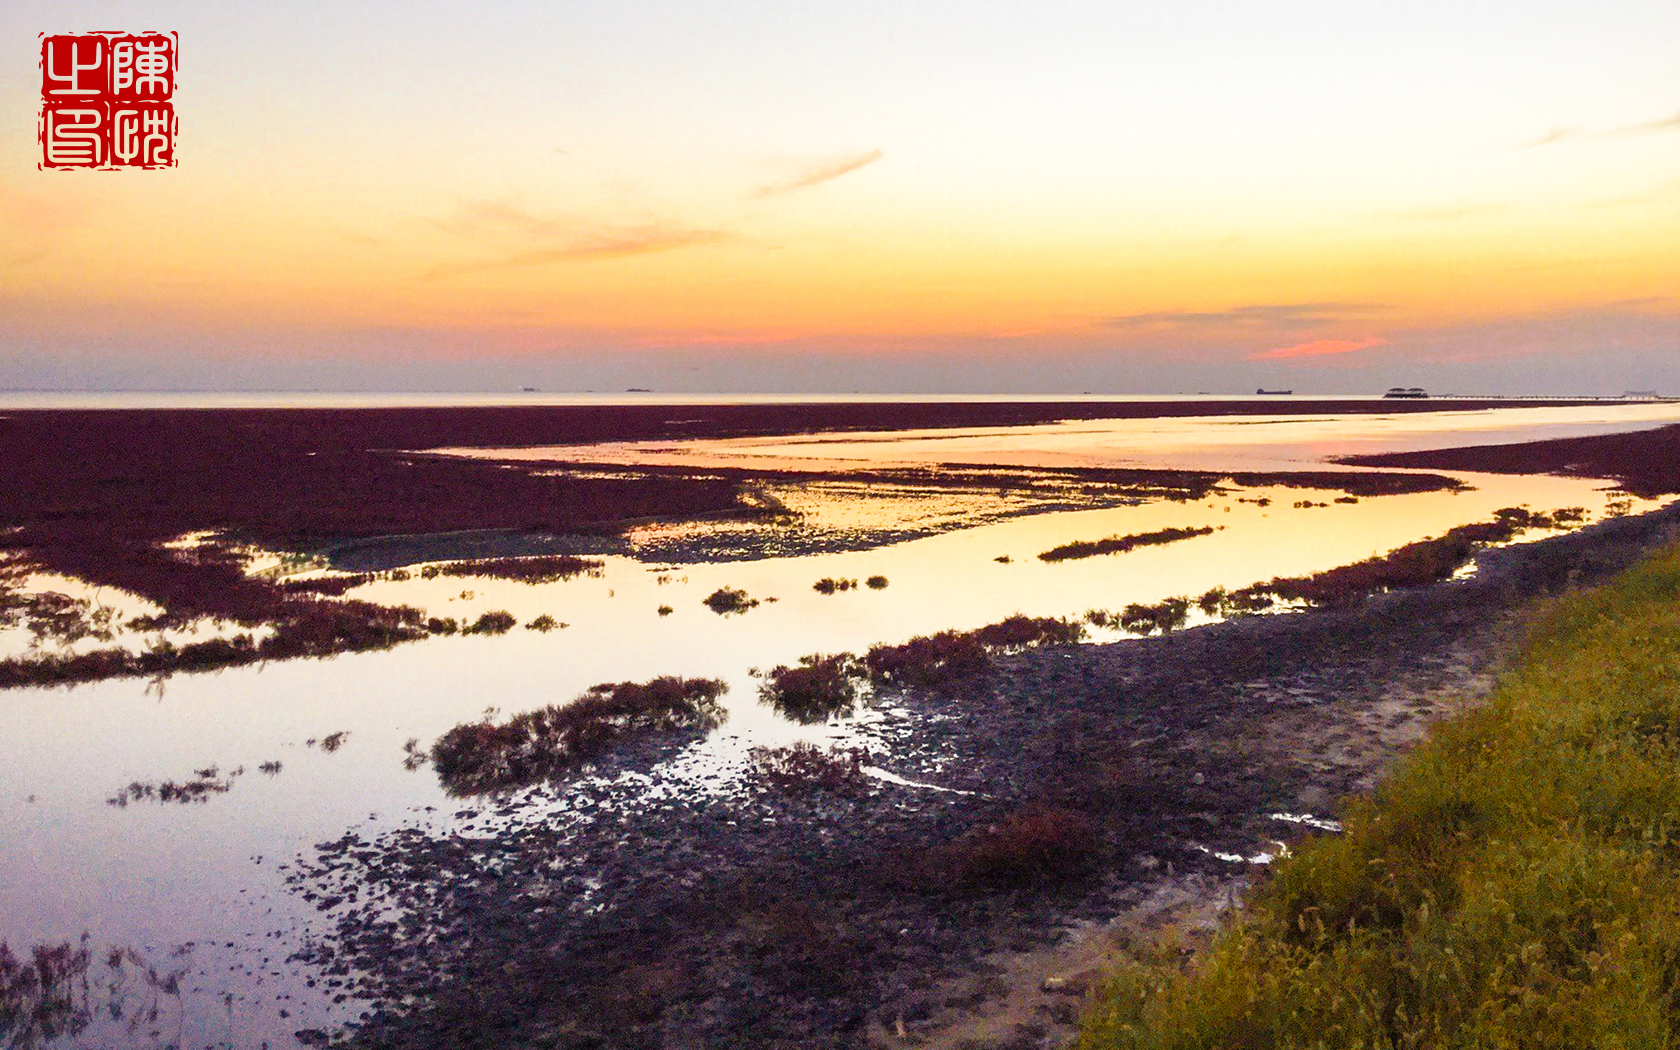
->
(289, 501, 1680, 1050)
(1338, 420, 1680, 497)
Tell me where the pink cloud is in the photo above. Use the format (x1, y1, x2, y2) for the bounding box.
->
(1251, 337, 1382, 361)
(753, 150, 883, 198)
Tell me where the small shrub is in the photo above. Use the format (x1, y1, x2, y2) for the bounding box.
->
(463, 610, 517, 635)
(425, 616, 459, 635)
(703, 587, 758, 614)
(759, 653, 866, 723)
(525, 614, 562, 632)
(1196, 587, 1227, 615)
(866, 630, 992, 688)
(430, 676, 728, 795)
(865, 575, 889, 589)
(972, 614, 1083, 649)
(866, 615, 1082, 689)
(657, 604, 674, 616)
(1118, 597, 1191, 636)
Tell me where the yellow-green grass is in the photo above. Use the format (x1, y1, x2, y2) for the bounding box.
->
(1081, 539, 1680, 1050)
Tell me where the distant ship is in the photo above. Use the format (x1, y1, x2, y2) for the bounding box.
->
(1256, 388, 1293, 395)
(1383, 387, 1429, 399)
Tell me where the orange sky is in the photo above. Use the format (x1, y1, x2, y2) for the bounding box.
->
(3, 1, 1677, 392)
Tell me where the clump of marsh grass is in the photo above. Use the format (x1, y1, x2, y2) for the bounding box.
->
(418, 555, 603, 584)
(1117, 597, 1191, 636)
(812, 577, 858, 594)
(401, 737, 427, 771)
(757, 653, 868, 723)
(702, 587, 758, 615)
(107, 764, 241, 807)
(1214, 506, 1588, 610)
(2, 935, 193, 1048)
(0, 597, 429, 690)
(430, 676, 727, 795)
(0, 935, 93, 1045)
(2, 590, 121, 649)
(866, 575, 889, 589)
(1038, 525, 1216, 563)
(865, 614, 1083, 689)
(525, 614, 563, 632)
(462, 610, 516, 635)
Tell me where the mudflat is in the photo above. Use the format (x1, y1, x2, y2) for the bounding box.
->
(294, 497, 1680, 1050)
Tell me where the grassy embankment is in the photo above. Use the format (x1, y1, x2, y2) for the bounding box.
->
(1081, 538, 1680, 1049)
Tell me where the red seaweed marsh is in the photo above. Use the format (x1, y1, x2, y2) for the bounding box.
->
(4, 400, 1680, 1049)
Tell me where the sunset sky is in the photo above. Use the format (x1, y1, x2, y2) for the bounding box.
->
(3, 0, 1677, 394)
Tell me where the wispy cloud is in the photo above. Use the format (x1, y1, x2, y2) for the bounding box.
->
(1104, 301, 1387, 332)
(428, 201, 729, 278)
(1250, 337, 1383, 361)
(753, 149, 883, 199)
(1525, 108, 1680, 148)
(1610, 108, 1680, 137)
(1524, 125, 1580, 149)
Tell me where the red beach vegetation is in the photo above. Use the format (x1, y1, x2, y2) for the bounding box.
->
(941, 805, 1100, 889)
(757, 653, 867, 723)
(865, 614, 1083, 689)
(419, 555, 602, 584)
(429, 676, 728, 795)
(1038, 525, 1215, 563)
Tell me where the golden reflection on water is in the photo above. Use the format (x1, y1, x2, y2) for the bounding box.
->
(435, 403, 1680, 474)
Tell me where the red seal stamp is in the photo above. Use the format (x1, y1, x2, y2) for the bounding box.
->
(40, 32, 178, 169)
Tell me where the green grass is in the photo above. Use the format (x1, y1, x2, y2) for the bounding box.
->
(1080, 539, 1680, 1050)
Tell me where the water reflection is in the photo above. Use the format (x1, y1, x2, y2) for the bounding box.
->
(436, 402, 1680, 474)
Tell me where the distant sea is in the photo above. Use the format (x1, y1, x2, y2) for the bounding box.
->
(0, 391, 1611, 410)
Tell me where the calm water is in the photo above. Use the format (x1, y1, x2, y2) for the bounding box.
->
(1, 403, 1674, 1047)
